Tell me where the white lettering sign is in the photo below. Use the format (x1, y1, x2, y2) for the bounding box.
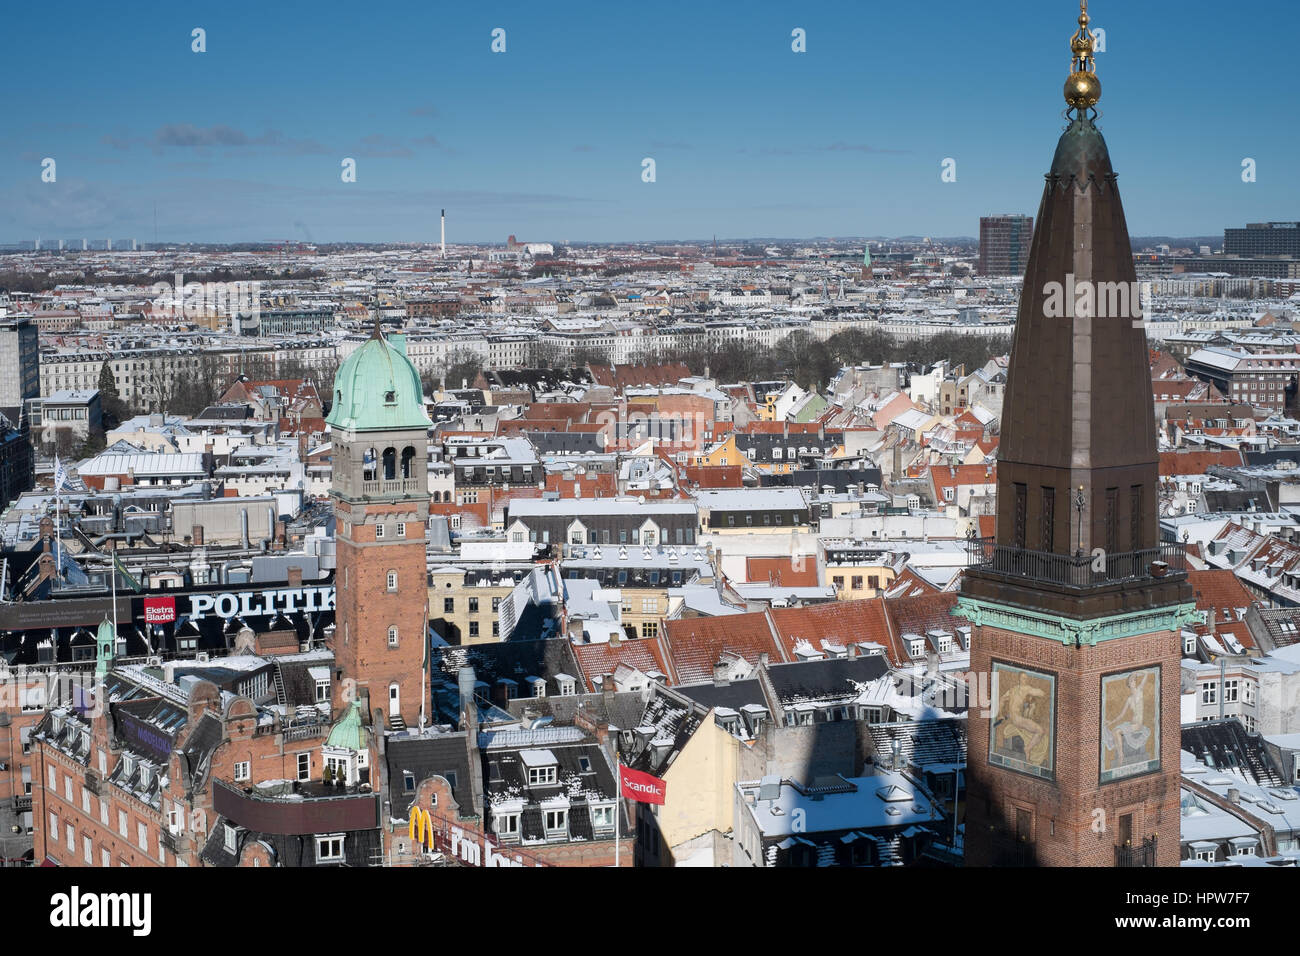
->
(186, 586, 335, 621)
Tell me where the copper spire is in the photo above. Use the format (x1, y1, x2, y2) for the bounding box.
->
(1065, 1, 1100, 114)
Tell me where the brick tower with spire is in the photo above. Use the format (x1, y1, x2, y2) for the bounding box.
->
(955, 2, 1197, 867)
(327, 317, 431, 731)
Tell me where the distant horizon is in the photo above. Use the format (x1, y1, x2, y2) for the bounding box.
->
(4, 0, 1297, 242)
(0, 233, 1235, 250)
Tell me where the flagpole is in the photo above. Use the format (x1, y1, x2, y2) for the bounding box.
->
(615, 760, 621, 869)
(54, 458, 61, 576)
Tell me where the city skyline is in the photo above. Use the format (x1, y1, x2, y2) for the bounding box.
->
(3, 0, 1297, 244)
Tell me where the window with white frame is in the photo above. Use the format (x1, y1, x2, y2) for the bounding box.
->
(544, 809, 567, 831)
(223, 824, 237, 853)
(1202, 682, 1217, 705)
(297, 753, 311, 781)
(591, 805, 614, 828)
(234, 761, 250, 782)
(1224, 679, 1239, 703)
(375, 523, 385, 540)
(316, 834, 345, 862)
(641, 598, 657, 614)
(388, 626, 399, 647)
(396, 522, 406, 537)
(528, 766, 557, 786)
(386, 570, 398, 591)
(316, 678, 331, 702)
(495, 814, 519, 836)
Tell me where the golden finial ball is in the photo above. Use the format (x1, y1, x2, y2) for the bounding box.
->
(1065, 71, 1101, 109)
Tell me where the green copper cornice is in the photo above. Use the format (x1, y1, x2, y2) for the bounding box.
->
(952, 596, 1199, 646)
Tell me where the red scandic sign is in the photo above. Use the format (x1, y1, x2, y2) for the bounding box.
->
(619, 765, 666, 805)
(142, 597, 177, 624)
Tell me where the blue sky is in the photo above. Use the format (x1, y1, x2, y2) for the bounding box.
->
(2, 0, 1295, 244)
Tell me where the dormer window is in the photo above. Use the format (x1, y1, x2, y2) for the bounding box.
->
(528, 766, 557, 786)
(909, 638, 925, 658)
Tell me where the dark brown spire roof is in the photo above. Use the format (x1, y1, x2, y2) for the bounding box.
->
(995, 113, 1158, 558)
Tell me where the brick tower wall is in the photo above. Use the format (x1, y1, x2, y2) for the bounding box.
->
(965, 623, 1182, 867)
(334, 497, 430, 727)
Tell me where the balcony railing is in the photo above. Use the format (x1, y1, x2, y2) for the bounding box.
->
(966, 539, 1187, 590)
(282, 724, 328, 743)
(360, 478, 424, 497)
(1115, 837, 1158, 867)
(12, 794, 32, 813)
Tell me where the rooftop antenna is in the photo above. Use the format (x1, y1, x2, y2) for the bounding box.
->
(441, 208, 446, 259)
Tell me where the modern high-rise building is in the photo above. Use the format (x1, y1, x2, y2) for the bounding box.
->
(956, 3, 1196, 868)
(978, 215, 1033, 276)
(1224, 222, 1300, 258)
(0, 314, 41, 412)
(326, 320, 432, 730)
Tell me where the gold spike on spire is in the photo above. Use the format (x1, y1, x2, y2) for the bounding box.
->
(1064, 1, 1101, 113)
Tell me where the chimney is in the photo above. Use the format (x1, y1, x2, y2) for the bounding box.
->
(713, 660, 730, 686)
(1227, 788, 1241, 805)
(191, 524, 204, 546)
(1208, 608, 1216, 634)
(286, 565, 303, 587)
(458, 667, 479, 736)
(602, 673, 616, 701)
(758, 651, 769, 668)
(847, 643, 859, 659)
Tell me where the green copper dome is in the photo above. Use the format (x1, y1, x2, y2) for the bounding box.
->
(326, 330, 430, 432)
(326, 700, 369, 752)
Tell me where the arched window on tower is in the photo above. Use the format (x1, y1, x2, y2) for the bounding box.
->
(383, 447, 397, 481)
(401, 446, 416, 479)
(363, 447, 377, 481)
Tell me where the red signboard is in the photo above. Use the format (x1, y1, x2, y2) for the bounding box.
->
(143, 597, 177, 624)
(619, 765, 666, 805)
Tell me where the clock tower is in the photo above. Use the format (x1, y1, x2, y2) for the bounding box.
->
(327, 320, 431, 730)
(955, 2, 1197, 867)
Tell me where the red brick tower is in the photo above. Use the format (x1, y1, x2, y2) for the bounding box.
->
(955, 3, 1197, 867)
(327, 321, 431, 730)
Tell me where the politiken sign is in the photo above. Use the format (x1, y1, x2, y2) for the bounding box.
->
(187, 585, 335, 621)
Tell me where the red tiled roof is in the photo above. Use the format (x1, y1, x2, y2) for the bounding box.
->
(662, 612, 785, 685)
(745, 556, 820, 588)
(883, 593, 962, 654)
(1187, 569, 1259, 650)
(768, 599, 904, 666)
(573, 638, 675, 685)
(680, 464, 744, 488)
(1159, 450, 1245, 476)
(589, 363, 691, 390)
(884, 567, 941, 599)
